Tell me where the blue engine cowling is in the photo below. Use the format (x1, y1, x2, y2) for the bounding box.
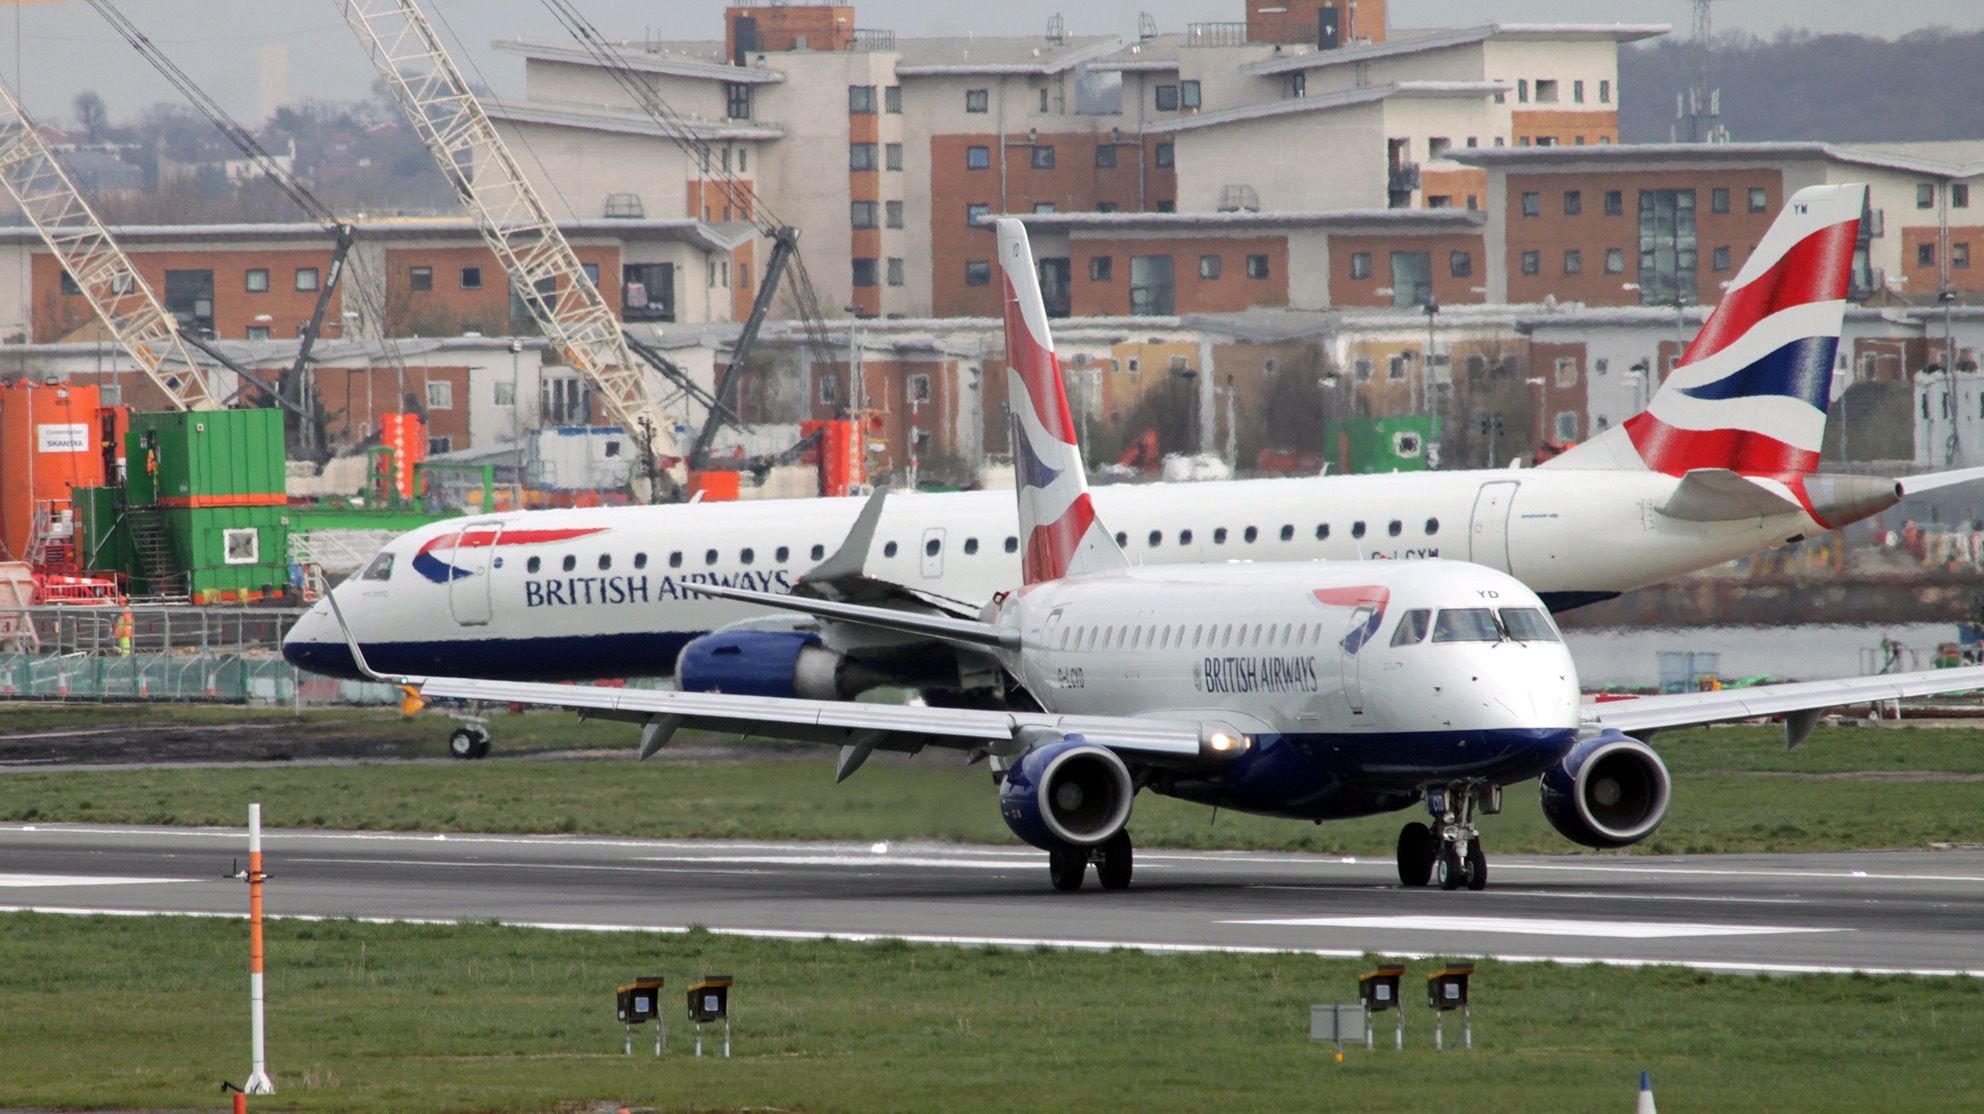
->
(998, 737, 1134, 852)
(1539, 730, 1671, 849)
(675, 630, 841, 700)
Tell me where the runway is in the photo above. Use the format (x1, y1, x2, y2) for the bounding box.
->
(3, 822, 1981, 977)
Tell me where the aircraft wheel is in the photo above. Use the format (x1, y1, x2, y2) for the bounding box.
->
(1396, 822, 1437, 887)
(1048, 849, 1087, 892)
(1096, 830, 1133, 891)
(449, 727, 491, 761)
(1436, 843, 1464, 891)
(1464, 838, 1488, 891)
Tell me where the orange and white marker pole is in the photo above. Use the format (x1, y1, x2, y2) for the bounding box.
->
(243, 803, 275, 1095)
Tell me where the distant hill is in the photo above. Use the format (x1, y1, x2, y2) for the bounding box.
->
(1621, 29, 1984, 144)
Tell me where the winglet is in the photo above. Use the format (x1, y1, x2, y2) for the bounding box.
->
(799, 484, 890, 588)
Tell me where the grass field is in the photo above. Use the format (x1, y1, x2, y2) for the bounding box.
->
(2, 912, 1980, 1113)
(4, 720, 1984, 855)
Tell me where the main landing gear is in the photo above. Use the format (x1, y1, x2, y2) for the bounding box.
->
(1048, 829, 1134, 892)
(1397, 781, 1497, 891)
(448, 724, 491, 760)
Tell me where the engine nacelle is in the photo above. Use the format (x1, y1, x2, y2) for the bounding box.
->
(1539, 731, 1671, 849)
(998, 737, 1134, 852)
(675, 630, 842, 700)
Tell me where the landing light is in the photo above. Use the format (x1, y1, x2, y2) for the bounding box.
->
(1208, 730, 1249, 753)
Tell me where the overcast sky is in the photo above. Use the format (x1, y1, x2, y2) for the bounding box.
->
(1, 0, 1979, 127)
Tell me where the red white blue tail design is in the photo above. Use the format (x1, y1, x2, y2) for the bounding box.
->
(1543, 183, 1864, 480)
(997, 218, 1128, 586)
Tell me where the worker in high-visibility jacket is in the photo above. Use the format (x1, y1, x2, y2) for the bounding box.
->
(113, 605, 133, 657)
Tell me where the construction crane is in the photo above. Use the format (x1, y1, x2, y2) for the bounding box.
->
(533, 0, 843, 473)
(0, 73, 220, 411)
(337, 0, 683, 497)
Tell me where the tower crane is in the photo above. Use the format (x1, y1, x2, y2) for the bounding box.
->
(0, 72, 220, 411)
(337, 0, 683, 497)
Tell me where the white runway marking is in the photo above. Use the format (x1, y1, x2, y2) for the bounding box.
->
(0, 873, 200, 888)
(1221, 914, 1842, 939)
(635, 854, 1084, 871)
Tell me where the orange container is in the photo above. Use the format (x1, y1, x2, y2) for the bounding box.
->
(0, 381, 106, 562)
(688, 469, 741, 502)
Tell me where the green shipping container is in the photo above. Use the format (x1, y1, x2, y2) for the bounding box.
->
(72, 485, 138, 583)
(162, 505, 292, 603)
(127, 408, 286, 504)
(1324, 416, 1444, 474)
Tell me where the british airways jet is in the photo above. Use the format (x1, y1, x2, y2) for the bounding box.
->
(286, 183, 1959, 754)
(341, 217, 1984, 892)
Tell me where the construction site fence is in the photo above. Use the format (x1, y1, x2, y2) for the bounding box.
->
(0, 605, 394, 706)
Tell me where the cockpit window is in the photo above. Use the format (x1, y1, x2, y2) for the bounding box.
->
(360, 552, 394, 581)
(1499, 607, 1561, 642)
(1432, 608, 1503, 642)
(1389, 608, 1431, 646)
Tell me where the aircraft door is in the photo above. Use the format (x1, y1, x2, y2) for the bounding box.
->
(447, 524, 501, 626)
(920, 526, 945, 579)
(1340, 604, 1374, 715)
(1467, 480, 1520, 573)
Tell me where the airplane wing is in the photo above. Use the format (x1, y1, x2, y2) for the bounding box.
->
(1899, 464, 1984, 495)
(1581, 664, 1984, 747)
(791, 485, 981, 617)
(412, 674, 1246, 779)
(685, 581, 1016, 651)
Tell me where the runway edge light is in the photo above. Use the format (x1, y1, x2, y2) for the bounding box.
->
(1638, 1070, 1658, 1114)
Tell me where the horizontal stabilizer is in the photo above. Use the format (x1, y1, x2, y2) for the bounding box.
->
(1658, 468, 1799, 521)
(1900, 464, 1984, 496)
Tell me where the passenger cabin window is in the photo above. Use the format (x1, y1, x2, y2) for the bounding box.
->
(598, 554, 612, 571)
(525, 556, 540, 574)
(1148, 530, 1162, 547)
(1351, 521, 1367, 539)
(1279, 524, 1294, 541)
(775, 546, 789, 562)
(1391, 609, 1432, 646)
(669, 552, 683, 568)
(1005, 537, 1019, 553)
(1425, 518, 1439, 535)
(562, 554, 577, 572)
(1214, 527, 1229, 544)
(1388, 520, 1403, 537)
(361, 552, 394, 580)
(812, 544, 827, 560)
(1243, 526, 1258, 543)
(1115, 532, 1129, 547)
(883, 542, 899, 558)
(634, 553, 648, 570)
(964, 537, 980, 555)
(704, 548, 719, 566)
(1179, 529, 1193, 545)
(1499, 608, 1561, 642)
(1316, 524, 1330, 540)
(1433, 608, 1503, 642)
(740, 548, 755, 565)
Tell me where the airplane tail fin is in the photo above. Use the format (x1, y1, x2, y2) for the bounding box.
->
(1541, 183, 1865, 479)
(996, 217, 1127, 586)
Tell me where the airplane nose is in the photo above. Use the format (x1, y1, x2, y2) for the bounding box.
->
(281, 601, 360, 680)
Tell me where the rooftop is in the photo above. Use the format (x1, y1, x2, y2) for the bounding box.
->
(495, 38, 781, 83)
(1241, 23, 1670, 77)
(483, 96, 783, 144)
(892, 35, 1122, 76)
(1010, 208, 1486, 233)
(1450, 141, 1984, 178)
(1142, 80, 1509, 135)
(0, 217, 757, 254)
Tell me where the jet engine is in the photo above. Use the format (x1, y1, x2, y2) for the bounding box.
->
(1539, 730, 1671, 849)
(675, 630, 851, 700)
(998, 737, 1134, 852)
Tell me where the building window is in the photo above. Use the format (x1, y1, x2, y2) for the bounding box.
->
(1521, 250, 1540, 276)
(246, 325, 270, 341)
(295, 267, 319, 292)
(1918, 183, 1936, 209)
(1522, 191, 1540, 217)
(1564, 190, 1581, 215)
(1711, 187, 1730, 214)
(908, 374, 931, 403)
(1637, 188, 1698, 306)
(1748, 187, 1768, 213)
(1555, 356, 1579, 387)
(1095, 144, 1117, 169)
(1554, 411, 1579, 441)
(1199, 254, 1222, 280)
(1089, 256, 1112, 281)
(887, 257, 906, 286)
(1031, 145, 1056, 169)
(1450, 250, 1472, 278)
(1574, 79, 1585, 103)
(1957, 243, 1972, 270)
(849, 143, 877, 171)
(819, 374, 838, 405)
(1388, 354, 1407, 380)
(1350, 252, 1372, 280)
(885, 200, 904, 229)
(852, 259, 879, 287)
(1246, 254, 1270, 280)
(1534, 79, 1558, 104)
(726, 83, 751, 120)
(848, 85, 876, 114)
(966, 145, 990, 170)
(1032, 202, 1056, 214)
(494, 381, 515, 406)
(1517, 78, 1529, 103)
(244, 268, 269, 293)
(965, 88, 988, 113)
(1180, 80, 1201, 110)
(408, 265, 433, 292)
(1605, 247, 1625, 274)
(1154, 142, 1174, 168)
(460, 265, 482, 290)
(965, 261, 992, 286)
(1389, 252, 1431, 307)
(851, 201, 879, 229)
(884, 143, 903, 171)
(1129, 255, 1175, 315)
(1919, 242, 1937, 267)
(1563, 249, 1582, 275)
(427, 437, 452, 455)
(1605, 189, 1623, 216)
(1955, 183, 1971, 209)
(426, 380, 453, 410)
(881, 84, 902, 113)
(1712, 245, 1731, 271)
(1599, 79, 1611, 103)
(622, 262, 675, 321)
(1155, 84, 1178, 111)
(966, 202, 990, 227)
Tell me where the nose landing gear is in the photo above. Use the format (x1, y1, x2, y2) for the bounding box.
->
(1400, 781, 1497, 891)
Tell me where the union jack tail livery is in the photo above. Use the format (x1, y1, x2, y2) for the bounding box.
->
(1543, 183, 1865, 479)
(996, 217, 1128, 586)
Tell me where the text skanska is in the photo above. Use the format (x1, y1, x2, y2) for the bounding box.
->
(1200, 655, 1321, 694)
(523, 569, 794, 608)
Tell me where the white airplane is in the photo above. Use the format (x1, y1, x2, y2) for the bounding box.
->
(285, 182, 1955, 756)
(331, 217, 1984, 893)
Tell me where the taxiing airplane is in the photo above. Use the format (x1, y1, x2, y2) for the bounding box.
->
(330, 217, 1984, 893)
(285, 182, 1956, 757)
